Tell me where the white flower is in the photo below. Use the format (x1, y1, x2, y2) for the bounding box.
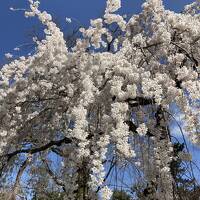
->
(66, 17, 72, 23)
(105, 0, 121, 13)
(161, 166, 170, 173)
(136, 123, 148, 136)
(135, 161, 141, 167)
(101, 186, 113, 200)
(104, 13, 126, 31)
(61, 161, 65, 167)
(15, 106, 21, 113)
(0, 130, 7, 137)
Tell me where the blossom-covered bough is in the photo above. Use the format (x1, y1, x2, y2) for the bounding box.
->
(0, 0, 200, 199)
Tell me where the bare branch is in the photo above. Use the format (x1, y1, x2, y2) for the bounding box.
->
(2, 137, 72, 162)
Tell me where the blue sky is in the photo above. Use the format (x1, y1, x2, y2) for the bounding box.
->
(0, 0, 195, 63)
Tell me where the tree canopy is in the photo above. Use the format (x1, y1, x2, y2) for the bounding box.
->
(0, 0, 200, 199)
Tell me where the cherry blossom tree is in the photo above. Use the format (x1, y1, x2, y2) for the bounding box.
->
(0, 0, 200, 199)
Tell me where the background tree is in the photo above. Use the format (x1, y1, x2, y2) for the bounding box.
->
(111, 190, 131, 200)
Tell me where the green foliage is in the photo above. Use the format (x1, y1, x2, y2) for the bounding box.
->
(111, 190, 131, 200)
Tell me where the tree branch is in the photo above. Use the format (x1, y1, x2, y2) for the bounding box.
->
(9, 157, 31, 200)
(2, 137, 72, 162)
(124, 96, 155, 107)
(42, 158, 66, 192)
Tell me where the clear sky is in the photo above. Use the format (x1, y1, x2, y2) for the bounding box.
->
(0, 0, 195, 63)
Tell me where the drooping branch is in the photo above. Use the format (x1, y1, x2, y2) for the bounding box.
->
(123, 96, 155, 107)
(171, 41, 198, 67)
(2, 137, 72, 162)
(9, 157, 31, 200)
(96, 157, 116, 193)
(42, 158, 66, 192)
